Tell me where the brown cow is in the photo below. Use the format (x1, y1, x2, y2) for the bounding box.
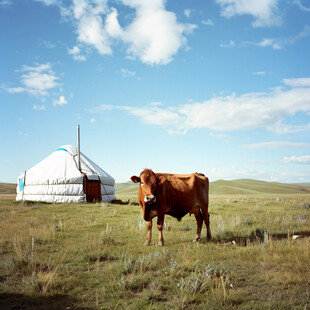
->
(131, 169, 211, 245)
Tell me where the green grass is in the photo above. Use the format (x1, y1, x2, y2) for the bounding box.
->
(0, 191, 309, 309)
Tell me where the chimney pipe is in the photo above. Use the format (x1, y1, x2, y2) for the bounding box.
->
(77, 125, 81, 172)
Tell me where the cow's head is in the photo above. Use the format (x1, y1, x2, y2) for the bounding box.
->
(131, 169, 165, 221)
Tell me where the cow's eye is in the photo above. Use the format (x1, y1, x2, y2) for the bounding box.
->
(141, 182, 144, 186)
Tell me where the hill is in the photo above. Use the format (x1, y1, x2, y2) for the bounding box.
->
(114, 182, 139, 201)
(210, 179, 310, 195)
(0, 183, 16, 195)
(115, 179, 310, 197)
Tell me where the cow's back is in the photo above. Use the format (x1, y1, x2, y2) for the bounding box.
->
(155, 172, 209, 219)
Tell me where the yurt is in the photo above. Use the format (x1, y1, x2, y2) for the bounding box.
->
(16, 145, 116, 203)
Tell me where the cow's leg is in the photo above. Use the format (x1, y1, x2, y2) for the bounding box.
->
(201, 206, 211, 241)
(157, 215, 165, 246)
(193, 210, 203, 242)
(145, 220, 152, 245)
(206, 212, 211, 241)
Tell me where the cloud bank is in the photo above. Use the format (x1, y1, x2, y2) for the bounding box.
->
(216, 0, 282, 27)
(93, 78, 310, 134)
(5, 63, 67, 107)
(37, 0, 196, 65)
(248, 26, 310, 50)
(6, 63, 59, 96)
(283, 155, 310, 164)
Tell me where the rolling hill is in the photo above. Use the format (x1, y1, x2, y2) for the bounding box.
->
(115, 179, 310, 197)
(0, 183, 16, 195)
(210, 179, 310, 195)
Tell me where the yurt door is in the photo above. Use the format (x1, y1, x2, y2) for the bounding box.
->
(85, 178, 101, 202)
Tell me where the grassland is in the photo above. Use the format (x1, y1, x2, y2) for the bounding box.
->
(0, 183, 16, 195)
(0, 181, 309, 309)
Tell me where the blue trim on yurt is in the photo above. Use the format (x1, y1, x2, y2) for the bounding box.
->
(19, 177, 24, 192)
(57, 147, 68, 152)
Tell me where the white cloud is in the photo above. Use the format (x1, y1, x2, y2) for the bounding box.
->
(245, 142, 310, 149)
(258, 38, 282, 49)
(21, 63, 51, 72)
(268, 121, 310, 134)
(56, 0, 196, 66)
(22, 69, 58, 93)
(202, 19, 214, 26)
(6, 63, 59, 96)
(220, 40, 235, 48)
(73, 0, 112, 56)
(18, 130, 29, 137)
(33, 104, 46, 111)
(104, 7, 123, 38)
(33, 0, 59, 5)
(120, 68, 136, 78)
(283, 155, 310, 164)
(90, 118, 96, 123)
(6, 87, 25, 94)
(289, 25, 310, 44)
(184, 9, 191, 18)
(294, 0, 310, 12)
(208, 165, 268, 181)
(88, 103, 114, 113)
(203, 164, 309, 183)
(53, 95, 68, 106)
(120, 0, 197, 65)
(216, 0, 282, 27)
(68, 45, 86, 61)
(253, 71, 266, 75)
(283, 77, 310, 88)
(250, 26, 310, 50)
(0, 0, 13, 7)
(94, 78, 310, 134)
(125, 103, 182, 129)
(43, 40, 56, 48)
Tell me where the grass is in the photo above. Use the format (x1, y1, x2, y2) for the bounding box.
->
(0, 188, 310, 309)
(0, 183, 16, 194)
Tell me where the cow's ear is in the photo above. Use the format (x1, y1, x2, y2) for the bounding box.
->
(157, 176, 166, 185)
(131, 176, 141, 183)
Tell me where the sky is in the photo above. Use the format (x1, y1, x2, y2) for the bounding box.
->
(1, 0, 310, 184)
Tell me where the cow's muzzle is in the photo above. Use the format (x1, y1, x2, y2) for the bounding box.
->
(144, 195, 156, 204)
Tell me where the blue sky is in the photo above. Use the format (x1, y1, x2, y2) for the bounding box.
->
(1, 0, 310, 184)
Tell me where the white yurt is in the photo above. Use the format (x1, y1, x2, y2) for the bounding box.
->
(16, 145, 116, 203)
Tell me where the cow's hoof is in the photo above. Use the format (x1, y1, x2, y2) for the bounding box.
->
(193, 238, 201, 242)
(144, 241, 151, 246)
(158, 241, 165, 246)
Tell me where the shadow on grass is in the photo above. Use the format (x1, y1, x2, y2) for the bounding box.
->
(0, 293, 95, 310)
(212, 230, 310, 246)
(110, 199, 139, 206)
(164, 230, 310, 247)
